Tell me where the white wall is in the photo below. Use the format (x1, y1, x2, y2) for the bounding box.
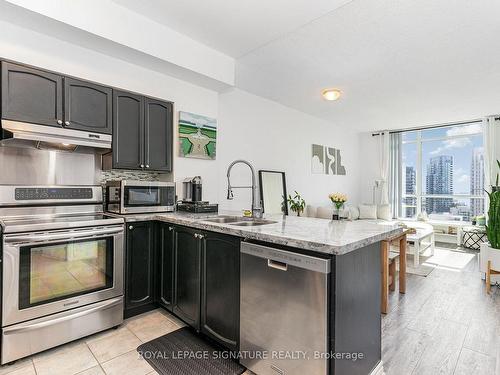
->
(0, 18, 220, 202)
(217, 89, 361, 212)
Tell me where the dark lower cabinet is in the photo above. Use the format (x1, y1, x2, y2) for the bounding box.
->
(64, 77, 112, 134)
(172, 226, 201, 329)
(200, 232, 240, 351)
(124, 222, 241, 351)
(158, 223, 175, 311)
(124, 221, 155, 318)
(1, 62, 63, 127)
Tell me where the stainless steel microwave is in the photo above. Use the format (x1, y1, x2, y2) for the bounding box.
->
(105, 180, 175, 214)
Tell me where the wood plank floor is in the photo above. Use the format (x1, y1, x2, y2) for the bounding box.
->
(382, 245, 500, 375)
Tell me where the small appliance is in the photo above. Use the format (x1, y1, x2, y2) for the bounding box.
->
(182, 176, 203, 202)
(105, 180, 175, 214)
(177, 201, 219, 213)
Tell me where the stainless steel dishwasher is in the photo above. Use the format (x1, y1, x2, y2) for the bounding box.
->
(240, 242, 330, 375)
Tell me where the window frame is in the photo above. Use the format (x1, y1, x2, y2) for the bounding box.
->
(400, 124, 484, 221)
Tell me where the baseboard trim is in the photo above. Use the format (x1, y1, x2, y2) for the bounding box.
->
(370, 360, 385, 375)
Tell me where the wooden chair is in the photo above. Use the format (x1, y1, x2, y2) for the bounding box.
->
(388, 251, 399, 292)
(381, 230, 409, 314)
(486, 260, 500, 294)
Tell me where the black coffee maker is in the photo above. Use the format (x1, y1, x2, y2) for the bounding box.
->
(177, 177, 218, 213)
(182, 176, 203, 202)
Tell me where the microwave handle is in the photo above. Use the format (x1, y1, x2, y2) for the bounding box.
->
(4, 227, 123, 244)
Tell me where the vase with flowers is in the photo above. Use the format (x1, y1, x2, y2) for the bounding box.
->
(329, 193, 347, 220)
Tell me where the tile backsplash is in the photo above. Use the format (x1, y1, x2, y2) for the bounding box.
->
(100, 169, 161, 185)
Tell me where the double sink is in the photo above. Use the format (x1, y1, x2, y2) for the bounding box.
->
(201, 215, 277, 227)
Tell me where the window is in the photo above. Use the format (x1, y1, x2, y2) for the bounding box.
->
(400, 122, 484, 222)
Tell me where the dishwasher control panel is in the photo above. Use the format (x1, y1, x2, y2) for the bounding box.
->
(241, 242, 330, 273)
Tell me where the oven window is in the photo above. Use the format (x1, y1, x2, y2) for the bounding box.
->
(19, 237, 114, 309)
(124, 187, 160, 206)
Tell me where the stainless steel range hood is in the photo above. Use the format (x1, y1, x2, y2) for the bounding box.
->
(0, 120, 111, 152)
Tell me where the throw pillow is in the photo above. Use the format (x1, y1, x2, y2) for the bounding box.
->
(377, 204, 392, 221)
(359, 204, 378, 219)
(348, 206, 360, 220)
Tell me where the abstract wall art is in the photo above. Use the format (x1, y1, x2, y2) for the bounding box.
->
(311, 144, 346, 175)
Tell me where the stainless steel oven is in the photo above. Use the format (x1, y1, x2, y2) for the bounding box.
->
(106, 180, 175, 214)
(0, 185, 125, 364)
(2, 225, 123, 327)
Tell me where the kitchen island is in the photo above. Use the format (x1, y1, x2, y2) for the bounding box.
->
(113, 212, 402, 375)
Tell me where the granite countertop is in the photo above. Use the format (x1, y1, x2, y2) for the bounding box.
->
(109, 211, 403, 255)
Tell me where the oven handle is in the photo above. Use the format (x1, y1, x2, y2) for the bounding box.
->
(4, 226, 124, 244)
(2, 297, 123, 335)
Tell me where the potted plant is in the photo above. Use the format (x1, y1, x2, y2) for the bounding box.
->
(493, 159, 500, 193)
(286, 191, 306, 217)
(329, 193, 347, 220)
(481, 177, 500, 291)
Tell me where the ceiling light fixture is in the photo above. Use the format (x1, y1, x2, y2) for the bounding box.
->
(322, 88, 341, 101)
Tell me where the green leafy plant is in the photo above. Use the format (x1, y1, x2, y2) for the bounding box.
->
(486, 160, 500, 249)
(486, 190, 500, 249)
(496, 159, 500, 188)
(286, 191, 306, 217)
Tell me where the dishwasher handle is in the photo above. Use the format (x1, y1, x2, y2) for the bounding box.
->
(241, 242, 330, 274)
(267, 259, 288, 271)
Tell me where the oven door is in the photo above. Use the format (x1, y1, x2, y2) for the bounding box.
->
(2, 225, 124, 327)
(122, 184, 175, 213)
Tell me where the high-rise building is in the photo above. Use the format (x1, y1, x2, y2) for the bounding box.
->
(425, 155, 453, 214)
(470, 147, 485, 217)
(405, 166, 416, 217)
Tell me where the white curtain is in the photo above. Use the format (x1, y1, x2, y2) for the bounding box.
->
(483, 116, 500, 189)
(389, 133, 402, 218)
(483, 116, 500, 220)
(379, 131, 390, 204)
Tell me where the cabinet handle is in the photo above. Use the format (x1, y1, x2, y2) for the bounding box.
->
(57, 120, 63, 125)
(146, 165, 150, 169)
(129, 225, 134, 230)
(140, 164, 145, 168)
(64, 121, 70, 126)
(198, 234, 204, 239)
(168, 227, 173, 231)
(194, 233, 198, 238)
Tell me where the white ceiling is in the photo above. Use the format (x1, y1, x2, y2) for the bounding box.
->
(112, 0, 352, 58)
(114, 0, 500, 131)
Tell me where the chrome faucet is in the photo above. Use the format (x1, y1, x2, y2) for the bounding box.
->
(226, 159, 263, 218)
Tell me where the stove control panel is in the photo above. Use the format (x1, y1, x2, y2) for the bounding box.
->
(15, 188, 93, 200)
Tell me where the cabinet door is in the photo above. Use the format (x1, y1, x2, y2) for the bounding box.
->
(1, 62, 63, 127)
(173, 226, 201, 330)
(125, 222, 155, 310)
(201, 232, 240, 351)
(112, 90, 144, 169)
(158, 223, 175, 311)
(144, 98, 173, 172)
(64, 77, 112, 134)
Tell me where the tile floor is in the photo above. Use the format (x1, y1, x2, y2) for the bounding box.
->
(0, 309, 253, 375)
(0, 245, 497, 375)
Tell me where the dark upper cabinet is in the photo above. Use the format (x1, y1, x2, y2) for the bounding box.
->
(173, 226, 201, 329)
(112, 92, 172, 172)
(144, 98, 173, 172)
(200, 232, 240, 351)
(64, 77, 112, 134)
(1, 62, 63, 127)
(125, 221, 155, 313)
(112, 90, 144, 170)
(158, 223, 175, 311)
